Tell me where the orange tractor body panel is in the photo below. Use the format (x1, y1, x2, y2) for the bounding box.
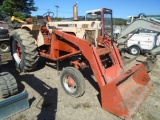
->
(40, 29, 153, 119)
(10, 7, 153, 119)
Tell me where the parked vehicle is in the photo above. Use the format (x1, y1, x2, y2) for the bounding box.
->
(118, 14, 160, 56)
(0, 24, 10, 54)
(9, 5, 152, 119)
(127, 33, 160, 55)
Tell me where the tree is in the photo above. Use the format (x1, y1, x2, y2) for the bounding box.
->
(0, 0, 3, 6)
(0, 0, 38, 21)
(113, 18, 127, 25)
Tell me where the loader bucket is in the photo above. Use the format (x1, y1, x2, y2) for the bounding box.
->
(101, 64, 153, 119)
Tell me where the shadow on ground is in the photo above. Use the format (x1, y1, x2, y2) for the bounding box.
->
(0, 59, 58, 120)
(20, 74, 58, 120)
(0, 55, 101, 119)
(45, 59, 101, 104)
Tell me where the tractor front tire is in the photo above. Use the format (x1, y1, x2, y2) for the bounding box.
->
(10, 29, 38, 72)
(60, 67, 85, 97)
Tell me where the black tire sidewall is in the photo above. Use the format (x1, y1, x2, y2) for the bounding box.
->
(0, 72, 18, 98)
(60, 67, 85, 97)
(2, 72, 18, 96)
(11, 29, 38, 72)
(0, 73, 10, 98)
(129, 46, 140, 55)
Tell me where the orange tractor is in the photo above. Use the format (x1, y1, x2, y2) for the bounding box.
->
(9, 6, 153, 119)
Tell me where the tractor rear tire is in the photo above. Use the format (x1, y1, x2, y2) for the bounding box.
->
(60, 67, 85, 97)
(10, 29, 38, 72)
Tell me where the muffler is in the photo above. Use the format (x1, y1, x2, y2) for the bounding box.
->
(73, 3, 78, 21)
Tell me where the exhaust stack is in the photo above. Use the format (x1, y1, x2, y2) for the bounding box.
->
(73, 3, 78, 21)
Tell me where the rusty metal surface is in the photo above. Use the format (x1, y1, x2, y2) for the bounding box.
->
(38, 29, 153, 119)
(101, 64, 153, 119)
(96, 47, 112, 55)
(122, 81, 153, 117)
(101, 83, 128, 118)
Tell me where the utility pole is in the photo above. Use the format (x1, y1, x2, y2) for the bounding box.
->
(55, 5, 59, 18)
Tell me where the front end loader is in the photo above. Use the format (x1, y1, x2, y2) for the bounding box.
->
(53, 30, 153, 119)
(9, 6, 153, 119)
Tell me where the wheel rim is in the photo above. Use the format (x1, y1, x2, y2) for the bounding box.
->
(131, 48, 138, 55)
(16, 43, 22, 58)
(12, 40, 22, 64)
(63, 74, 77, 93)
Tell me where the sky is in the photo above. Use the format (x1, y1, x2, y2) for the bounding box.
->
(32, 0, 160, 19)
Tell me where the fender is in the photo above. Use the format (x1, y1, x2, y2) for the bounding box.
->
(21, 25, 44, 47)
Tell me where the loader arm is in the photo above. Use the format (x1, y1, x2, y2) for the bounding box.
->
(11, 16, 27, 24)
(53, 29, 153, 119)
(53, 29, 114, 87)
(118, 19, 160, 39)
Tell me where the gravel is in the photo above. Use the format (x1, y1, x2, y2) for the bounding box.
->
(0, 53, 160, 120)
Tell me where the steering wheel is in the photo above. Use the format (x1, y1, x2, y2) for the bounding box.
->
(43, 11, 54, 18)
(138, 13, 147, 19)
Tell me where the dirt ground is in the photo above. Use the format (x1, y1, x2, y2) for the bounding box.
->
(1, 53, 160, 120)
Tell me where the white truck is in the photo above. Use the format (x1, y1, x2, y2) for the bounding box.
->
(118, 15, 160, 56)
(127, 33, 160, 55)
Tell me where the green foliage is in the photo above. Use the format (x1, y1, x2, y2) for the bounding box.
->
(13, 12, 27, 21)
(113, 18, 127, 25)
(0, 0, 3, 6)
(0, 0, 38, 21)
(52, 17, 64, 21)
